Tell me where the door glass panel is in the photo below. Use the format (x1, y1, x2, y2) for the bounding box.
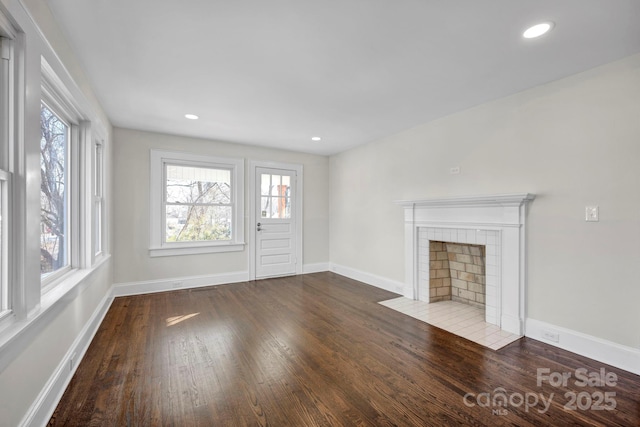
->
(269, 198, 279, 218)
(261, 196, 270, 218)
(273, 197, 290, 219)
(261, 174, 270, 196)
(259, 173, 292, 219)
(270, 175, 281, 196)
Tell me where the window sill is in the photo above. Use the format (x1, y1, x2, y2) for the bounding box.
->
(149, 242, 245, 257)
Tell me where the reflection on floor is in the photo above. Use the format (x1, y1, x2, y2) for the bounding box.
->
(379, 297, 521, 350)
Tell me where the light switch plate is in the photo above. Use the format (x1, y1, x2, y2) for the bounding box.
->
(585, 206, 599, 222)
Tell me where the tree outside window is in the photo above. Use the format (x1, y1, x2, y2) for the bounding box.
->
(40, 103, 68, 276)
(149, 150, 244, 257)
(165, 165, 232, 242)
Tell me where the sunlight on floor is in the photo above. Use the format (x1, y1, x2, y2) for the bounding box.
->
(166, 312, 200, 327)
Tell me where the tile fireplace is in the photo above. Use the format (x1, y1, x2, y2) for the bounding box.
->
(397, 194, 535, 335)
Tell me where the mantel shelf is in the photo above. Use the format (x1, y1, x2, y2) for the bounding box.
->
(395, 193, 536, 208)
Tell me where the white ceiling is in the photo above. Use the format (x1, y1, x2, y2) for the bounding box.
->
(48, 0, 640, 156)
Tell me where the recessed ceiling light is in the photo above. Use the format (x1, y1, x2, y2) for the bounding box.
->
(311, 136, 321, 141)
(523, 22, 554, 39)
(185, 114, 199, 120)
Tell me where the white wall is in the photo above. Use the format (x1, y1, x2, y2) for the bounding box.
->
(113, 127, 329, 284)
(330, 54, 640, 349)
(0, 1, 113, 426)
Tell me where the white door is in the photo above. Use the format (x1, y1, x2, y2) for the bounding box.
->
(255, 167, 297, 278)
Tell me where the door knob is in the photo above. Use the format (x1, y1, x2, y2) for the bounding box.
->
(257, 222, 262, 231)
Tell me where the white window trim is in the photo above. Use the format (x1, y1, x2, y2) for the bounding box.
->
(39, 57, 96, 292)
(0, 14, 22, 331)
(39, 100, 76, 291)
(0, 20, 17, 329)
(0, 170, 10, 320)
(149, 149, 245, 257)
(0, 34, 13, 321)
(92, 138, 105, 259)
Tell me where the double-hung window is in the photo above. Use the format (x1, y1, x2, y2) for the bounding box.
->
(39, 58, 97, 290)
(93, 139, 105, 258)
(0, 33, 13, 318)
(39, 101, 70, 280)
(0, 168, 7, 315)
(150, 150, 244, 256)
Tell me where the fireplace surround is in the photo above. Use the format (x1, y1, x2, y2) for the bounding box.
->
(397, 194, 535, 335)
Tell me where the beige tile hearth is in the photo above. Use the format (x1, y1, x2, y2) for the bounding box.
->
(379, 297, 521, 350)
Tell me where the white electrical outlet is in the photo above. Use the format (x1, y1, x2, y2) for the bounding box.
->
(450, 166, 460, 175)
(585, 206, 599, 222)
(541, 330, 560, 343)
(69, 351, 77, 371)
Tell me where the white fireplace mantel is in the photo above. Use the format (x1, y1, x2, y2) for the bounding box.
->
(396, 193, 536, 208)
(396, 193, 535, 335)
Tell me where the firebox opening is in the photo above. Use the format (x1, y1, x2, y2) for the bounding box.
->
(429, 241, 486, 309)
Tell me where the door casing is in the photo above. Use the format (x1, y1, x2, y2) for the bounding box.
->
(248, 160, 303, 280)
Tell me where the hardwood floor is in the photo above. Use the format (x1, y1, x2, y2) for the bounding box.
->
(50, 272, 639, 426)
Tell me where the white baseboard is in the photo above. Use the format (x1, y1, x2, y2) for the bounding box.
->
(20, 292, 114, 427)
(329, 263, 404, 295)
(111, 271, 250, 297)
(526, 318, 640, 376)
(302, 263, 330, 274)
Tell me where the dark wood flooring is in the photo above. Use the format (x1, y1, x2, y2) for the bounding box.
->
(50, 272, 640, 426)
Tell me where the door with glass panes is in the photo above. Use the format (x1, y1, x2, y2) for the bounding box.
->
(255, 167, 297, 278)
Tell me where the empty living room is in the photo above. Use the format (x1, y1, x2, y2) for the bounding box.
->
(0, 1, 638, 426)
